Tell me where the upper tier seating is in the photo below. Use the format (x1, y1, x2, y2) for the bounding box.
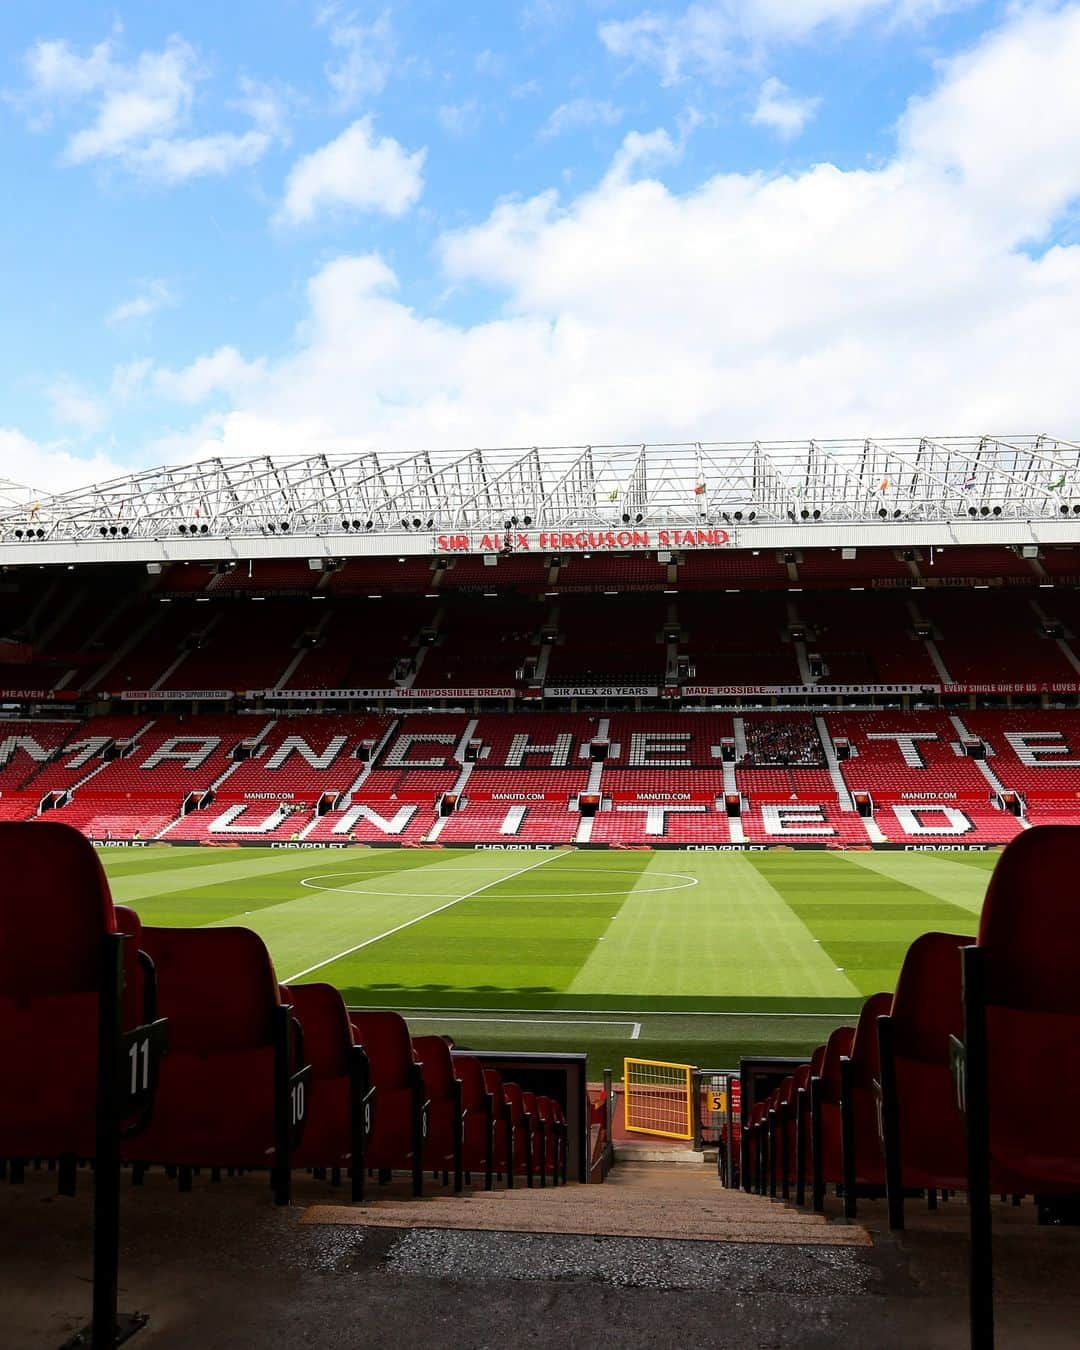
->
(157, 601, 312, 692)
(283, 597, 440, 690)
(793, 548, 911, 584)
(411, 594, 540, 689)
(793, 591, 940, 684)
(679, 593, 800, 684)
(545, 595, 668, 683)
(923, 591, 1077, 684)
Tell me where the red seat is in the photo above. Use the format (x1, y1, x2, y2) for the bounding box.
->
(954, 826, 1080, 1344)
(876, 931, 973, 1228)
(839, 992, 892, 1217)
(412, 1035, 463, 1190)
(793, 1046, 826, 1205)
(0, 826, 158, 1173)
(767, 1076, 796, 1198)
(490, 1074, 532, 1187)
(455, 1055, 497, 1189)
(810, 1026, 856, 1210)
(123, 926, 308, 1205)
(531, 1095, 561, 1188)
(350, 1011, 428, 1196)
(284, 983, 372, 1200)
(520, 1090, 545, 1185)
(0, 822, 165, 1348)
(745, 1099, 770, 1195)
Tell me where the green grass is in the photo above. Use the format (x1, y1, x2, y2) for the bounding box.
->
(100, 845, 999, 1074)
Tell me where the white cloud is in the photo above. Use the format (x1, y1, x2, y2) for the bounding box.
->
(93, 3, 1080, 464)
(110, 358, 154, 401)
(17, 33, 281, 182)
(320, 7, 395, 106)
(599, 0, 971, 83)
(439, 100, 481, 137)
(475, 49, 506, 77)
(750, 77, 822, 138)
(152, 347, 264, 404)
(541, 98, 624, 139)
(47, 380, 108, 432)
(0, 429, 128, 495)
(107, 279, 177, 326)
(277, 117, 425, 224)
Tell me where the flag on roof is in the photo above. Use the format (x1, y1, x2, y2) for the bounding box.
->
(608, 488, 619, 501)
(1050, 474, 1067, 491)
(879, 478, 889, 494)
(693, 479, 706, 496)
(963, 473, 978, 490)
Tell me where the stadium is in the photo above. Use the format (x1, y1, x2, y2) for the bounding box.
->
(4, 436, 1080, 1347)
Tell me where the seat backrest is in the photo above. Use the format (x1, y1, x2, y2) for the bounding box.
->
(818, 1026, 856, 1099)
(453, 1054, 488, 1110)
(777, 1075, 796, 1108)
(890, 932, 971, 1063)
(141, 926, 280, 1053)
(482, 1066, 503, 1104)
(350, 1010, 414, 1090)
(412, 1035, 458, 1097)
(847, 992, 893, 1089)
(0, 821, 115, 999)
(502, 1080, 525, 1123)
(978, 825, 1080, 1014)
(793, 1064, 811, 1093)
(283, 983, 353, 1078)
(808, 1044, 826, 1077)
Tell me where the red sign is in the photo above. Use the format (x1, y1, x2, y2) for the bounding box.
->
(435, 527, 732, 554)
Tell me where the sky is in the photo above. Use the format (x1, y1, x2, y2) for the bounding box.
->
(2, 0, 1080, 495)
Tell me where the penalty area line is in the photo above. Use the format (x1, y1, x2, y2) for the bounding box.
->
(281, 849, 566, 984)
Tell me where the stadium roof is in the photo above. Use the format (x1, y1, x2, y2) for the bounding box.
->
(2, 436, 1080, 566)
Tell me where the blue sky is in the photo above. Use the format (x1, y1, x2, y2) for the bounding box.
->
(2, 1, 1080, 493)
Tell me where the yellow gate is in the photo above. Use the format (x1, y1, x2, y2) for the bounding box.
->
(623, 1057, 695, 1140)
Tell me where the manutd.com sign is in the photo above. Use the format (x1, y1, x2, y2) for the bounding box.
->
(434, 528, 733, 554)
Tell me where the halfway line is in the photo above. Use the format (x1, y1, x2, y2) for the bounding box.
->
(282, 850, 567, 983)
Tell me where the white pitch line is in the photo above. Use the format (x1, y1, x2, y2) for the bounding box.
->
(409, 1015, 642, 1039)
(282, 849, 566, 983)
(375, 1004, 856, 1020)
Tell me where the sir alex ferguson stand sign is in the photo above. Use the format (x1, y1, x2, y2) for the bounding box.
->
(434, 527, 734, 554)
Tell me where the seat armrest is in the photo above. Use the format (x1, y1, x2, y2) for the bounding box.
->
(949, 1033, 967, 1115)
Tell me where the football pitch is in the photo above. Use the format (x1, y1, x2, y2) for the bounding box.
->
(98, 846, 999, 1075)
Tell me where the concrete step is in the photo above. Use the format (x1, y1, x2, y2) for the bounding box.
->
(301, 1162, 872, 1247)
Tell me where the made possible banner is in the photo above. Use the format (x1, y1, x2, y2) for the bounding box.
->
(260, 687, 515, 701)
(684, 682, 1080, 696)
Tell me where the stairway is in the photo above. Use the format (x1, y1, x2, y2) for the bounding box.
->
(301, 1162, 870, 1247)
